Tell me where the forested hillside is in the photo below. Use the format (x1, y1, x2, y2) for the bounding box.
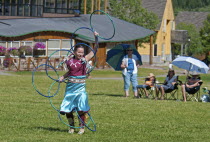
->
(172, 0, 210, 15)
(172, 0, 210, 63)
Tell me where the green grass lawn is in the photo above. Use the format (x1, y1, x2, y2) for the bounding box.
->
(7, 67, 168, 78)
(0, 68, 210, 142)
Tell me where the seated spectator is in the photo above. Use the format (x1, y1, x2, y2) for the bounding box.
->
(136, 73, 156, 98)
(181, 71, 203, 102)
(155, 69, 177, 100)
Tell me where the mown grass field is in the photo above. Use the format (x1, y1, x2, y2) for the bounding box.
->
(0, 68, 210, 142)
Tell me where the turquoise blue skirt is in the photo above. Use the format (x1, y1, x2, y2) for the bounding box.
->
(60, 76, 90, 113)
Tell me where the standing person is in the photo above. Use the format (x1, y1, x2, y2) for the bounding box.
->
(155, 69, 177, 100)
(120, 47, 141, 98)
(59, 32, 98, 134)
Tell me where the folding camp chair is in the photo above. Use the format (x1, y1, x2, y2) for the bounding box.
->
(187, 90, 201, 102)
(165, 82, 179, 100)
(164, 76, 183, 100)
(137, 78, 155, 99)
(138, 85, 155, 99)
(185, 76, 202, 102)
(186, 86, 202, 102)
(155, 75, 181, 100)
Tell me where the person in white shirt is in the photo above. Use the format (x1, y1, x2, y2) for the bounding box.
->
(121, 47, 141, 98)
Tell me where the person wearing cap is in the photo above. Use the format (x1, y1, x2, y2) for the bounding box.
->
(121, 47, 141, 98)
(156, 69, 177, 100)
(136, 73, 156, 98)
(181, 71, 203, 102)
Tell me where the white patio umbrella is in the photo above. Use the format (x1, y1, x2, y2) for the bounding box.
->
(172, 56, 209, 74)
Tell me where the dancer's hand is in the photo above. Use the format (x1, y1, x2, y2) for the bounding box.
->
(94, 31, 99, 36)
(59, 76, 64, 82)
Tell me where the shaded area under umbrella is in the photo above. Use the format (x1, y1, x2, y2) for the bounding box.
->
(106, 44, 142, 71)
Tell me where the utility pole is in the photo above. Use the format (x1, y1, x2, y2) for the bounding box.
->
(149, 35, 153, 65)
(84, 0, 87, 14)
(97, 0, 100, 14)
(104, 0, 107, 13)
(91, 0, 94, 13)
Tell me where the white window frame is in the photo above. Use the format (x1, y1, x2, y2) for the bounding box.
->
(48, 39, 74, 57)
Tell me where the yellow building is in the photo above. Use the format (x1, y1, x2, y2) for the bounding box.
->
(140, 0, 175, 64)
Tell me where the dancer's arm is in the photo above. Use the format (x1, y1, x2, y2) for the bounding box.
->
(59, 72, 69, 82)
(85, 31, 99, 61)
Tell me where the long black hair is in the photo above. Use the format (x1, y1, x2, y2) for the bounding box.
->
(167, 69, 175, 78)
(74, 44, 84, 52)
(73, 45, 85, 59)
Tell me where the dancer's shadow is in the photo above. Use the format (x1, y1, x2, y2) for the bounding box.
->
(91, 93, 122, 97)
(35, 126, 67, 133)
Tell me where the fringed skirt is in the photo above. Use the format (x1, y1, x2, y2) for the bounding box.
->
(60, 76, 90, 113)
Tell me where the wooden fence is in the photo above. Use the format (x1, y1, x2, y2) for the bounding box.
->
(0, 56, 111, 71)
(0, 56, 66, 71)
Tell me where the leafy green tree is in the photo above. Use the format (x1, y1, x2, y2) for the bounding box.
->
(200, 14, 210, 63)
(176, 23, 204, 56)
(81, 0, 159, 43)
(81, 0, 159, 31)
(108, 0, 159, 44)
(171, 43, 181, 58)
(109, 0, 159, 30)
